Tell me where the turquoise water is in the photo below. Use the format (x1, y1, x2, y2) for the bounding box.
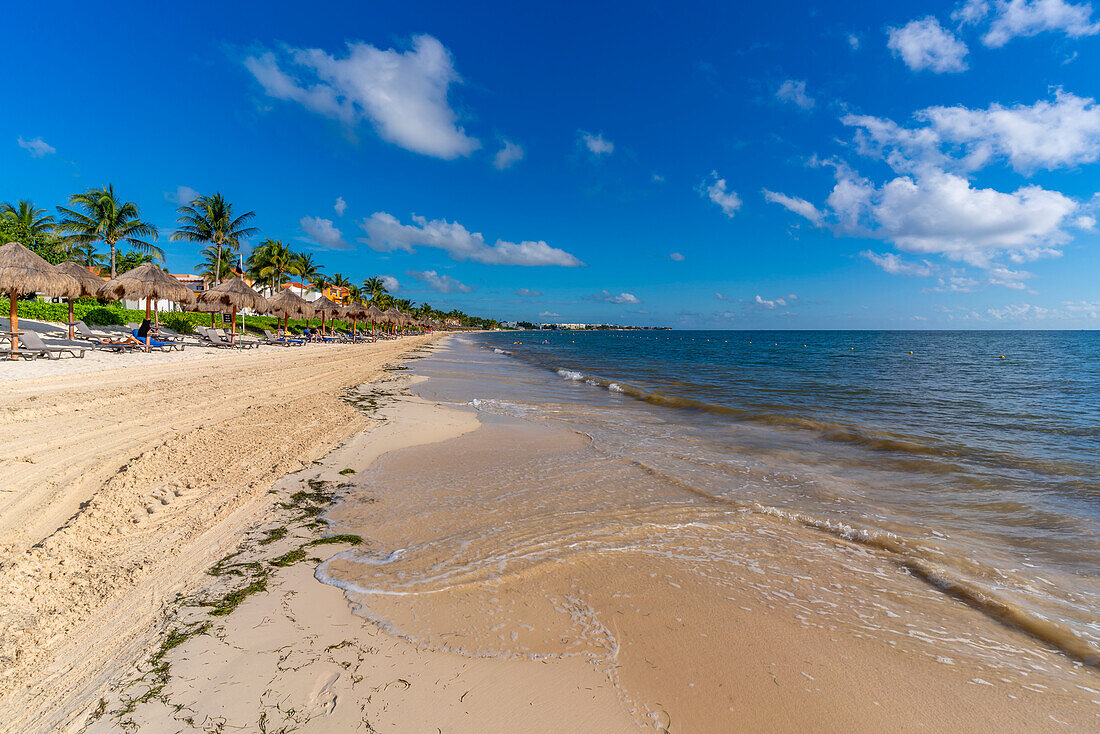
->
(461, 330, 1100, 664)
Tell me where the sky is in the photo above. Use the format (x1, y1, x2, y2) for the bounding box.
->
(4, 0, 1100, 328)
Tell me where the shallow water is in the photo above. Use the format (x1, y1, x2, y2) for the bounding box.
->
(319, 334, 1100, 729)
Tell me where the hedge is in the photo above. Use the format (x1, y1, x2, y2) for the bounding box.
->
(1, 298, 379, 335)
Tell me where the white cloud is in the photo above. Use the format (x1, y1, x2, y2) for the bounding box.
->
(983, 0, 1100, 47)
(848, 33, 862, 50)
(843, 91, 1100, 174)
(359, 212, 583, 266)
(753, 295, 792, 309)
(244, 35, 480, 159)
(334, 196, 347, 216)
(516, 288, 542, 296)
(953, 0, 991, 25)
(380, 275, 400, 292)
(594, 290, 640, 304)
(861, 250, 935, 276)
(776, 79, 815, 110)
(17, 136, 55, 158)
(715, 292, 731, 301)
(539, 311, 559, 317)
(702, 172, 742, 217)
(581, 131, 614, 155)
(164, 186, 199, 205)
(828, 166, 1079, 268)
(652, 172, 665, 182)
(763, 189, 825, 225)
(887, 17, 969, 73)
(669, 252, 685, 261)
(406, 269, 473, 293)
(300, 216, 349, 249)
(493, 140, 524, 170)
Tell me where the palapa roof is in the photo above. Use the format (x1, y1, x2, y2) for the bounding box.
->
(197, 276, 268, 312)
(341, 301, 369, 319)
(98, 262, 196, 305)
(267, 288, 315, 318)
(310, 295, 341, 314)
(54, 261, 107, 298)
(366, 305, 384, 321)
(0, 242, 82, 297)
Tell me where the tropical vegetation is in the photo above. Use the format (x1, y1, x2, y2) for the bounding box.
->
(2, 186, 500, 329)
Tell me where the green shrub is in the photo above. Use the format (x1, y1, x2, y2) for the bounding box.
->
(83, 306, 125, 326)
(160, 312, 195, 335)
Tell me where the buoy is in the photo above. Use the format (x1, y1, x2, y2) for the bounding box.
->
(850, 347, 854, 350)
(999, 355, 1005, 359)
(909, 351, 913, 354)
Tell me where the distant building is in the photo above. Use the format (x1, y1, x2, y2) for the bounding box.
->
(557, 323, 587, 330)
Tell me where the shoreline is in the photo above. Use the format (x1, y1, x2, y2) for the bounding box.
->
(75, 345, 637, 733)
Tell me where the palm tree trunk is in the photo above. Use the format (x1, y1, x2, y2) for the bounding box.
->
(110, 242, 117, 278)
(214, 243, 222, 287)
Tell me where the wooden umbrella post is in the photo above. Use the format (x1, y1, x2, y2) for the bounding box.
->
(8, 290, 17, 355)
(68, 298, 75, 340)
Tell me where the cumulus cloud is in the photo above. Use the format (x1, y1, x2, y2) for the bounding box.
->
(826, 165, 1080, 268)
(539, 311, 559, 317)
(17, 136, 55, 158)
(334, 196, 347, 216)
(848, 33, 862, 50)
(983, 0, 1100, 47)
(887, 17, 969, 72)
(493, 140, 524, 169)
(300, 216, 349, 249)
(406, 269, 473, 293)
(164, 186, 199, 205)
(843, 90, 1100, 174)
(954, 0, 991, 25)
(580, 131, 614, 155)
(776, 79, 815, 110)
(763, 189, 825, 225)
(358, 212, 583, 266)
(753, 294, 794, 309)
(669, 252, 685, 261)
(244, 35, 480, 159)
(861, 250, 935, 276)
(715, 292, 731, 301)
(516, 288, 542, 296)
(594, 290, 641, 304)
(702, 172, 742, 217)
(380, 275, 400, 292)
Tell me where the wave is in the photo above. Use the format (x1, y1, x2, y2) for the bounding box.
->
(626, 455, 1100, 669)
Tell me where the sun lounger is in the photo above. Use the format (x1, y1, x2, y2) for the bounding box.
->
(214, 329, 259, 349)
(130, 330, 183, 352)
(0, 346, 42, 360)
(263, 329, 303, 346)
(19, 331, 85, 359)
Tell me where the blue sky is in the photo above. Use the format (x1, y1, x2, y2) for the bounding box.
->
(4, 0, 1100, 328)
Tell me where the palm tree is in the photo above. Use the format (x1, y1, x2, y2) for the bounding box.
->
(362, 276, 387, 300)
(394, 298, 414, 313)
(71, 243, 108, 270)
(171, 192, 258, 286)
(345, 284, 363, 304)
(290, 253, 322, 284)
(56, 185, 161, 277)
(247, 238, 296, 292)
(195, 245, 235, 283)
(1, 200, 55, 246)
(329, 273, 352, 288)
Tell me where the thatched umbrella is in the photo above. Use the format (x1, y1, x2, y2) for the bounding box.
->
(310, 295, 341, 335)
(382, 307, 401, 335)
(98, 262, 196, 328)
(267, 288, 315, 333)
(197, 277, 268, 336)
(0, 242, 82, 352)
(341, 301, 369, 337)
(54, 261, 106, 339)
